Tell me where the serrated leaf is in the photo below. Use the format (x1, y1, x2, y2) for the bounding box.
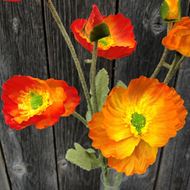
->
(86, 68, 109, 121)
(116, 80, 127, 88)
(86, 109, 92, 122)
(86, 72, 127, 122)
(65, 143, 102, 171)
(95, 68, 109, 110)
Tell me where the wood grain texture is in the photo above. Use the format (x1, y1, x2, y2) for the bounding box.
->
(116, 0, 190, 190)
(155, 59, 190, 190)
(43, 0, 116, 189)
(115, 0, 166, 84)
(0, 143, 10, 190)
(0, 1, 58, 190)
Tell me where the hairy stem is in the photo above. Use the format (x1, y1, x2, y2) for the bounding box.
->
(151, 22, 173, 78)
(90, 41, 99, 113)
(164, 56, 185, 84)
(47, 0, 93, 115)
(72, 112, 87, 127)
(151, 48, 169, 78)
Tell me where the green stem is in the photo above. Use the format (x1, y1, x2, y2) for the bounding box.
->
(151, 22, 173, 78)
(90, 41, 99, 113)
(72, 112, 87, 127)
(101, 167, 123, 190)
(164, 56, 185, 84)
(151, 48, 169, 78)
(47, 0, 93, 115)
(102, 167, 109, 190)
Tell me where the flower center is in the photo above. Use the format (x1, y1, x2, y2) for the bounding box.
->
(131, 112, 146, 134)
(30, 92, 43, 110)
(99, 36, 114, 49)
(16, 90, 51, 124)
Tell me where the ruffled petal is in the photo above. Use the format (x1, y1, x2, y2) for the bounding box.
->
(141, 85, 187, 147)
(102, 87, 133, 141)
(108, 141, 158, 176)
(2, 76, 80, 130)
(70, 5, 136, 60)
(46, 79, 80, 117)
(162, 17, 190, 57)
(88, 112, 140, 159)
(103, 14, 136, 48)
(85, 4, 104, 36)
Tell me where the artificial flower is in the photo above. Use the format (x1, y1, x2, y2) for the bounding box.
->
(71, 4, 136, 60)
(160, 0, 181, 21)
(88, 76, 187, 175)
(2, 76, 80, 130)
(162, 17, 190, 57)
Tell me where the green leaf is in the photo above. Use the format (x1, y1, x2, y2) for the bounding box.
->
(86, 148, 96, 154)
(86, 107, 92, 122)
(95, 68, 109, 110)
(116, 80, 127, 88)
(86, 68, 109, 121)
(160, 1, 169, 20)
(90, 23, 110, 42)
(65, 143, 102, 171)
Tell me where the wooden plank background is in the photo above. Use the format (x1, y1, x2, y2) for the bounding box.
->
(0, 0, 190, 189)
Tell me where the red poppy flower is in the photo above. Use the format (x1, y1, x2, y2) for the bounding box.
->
(71, 4, 137, 60)
(2, 76, 80, 130)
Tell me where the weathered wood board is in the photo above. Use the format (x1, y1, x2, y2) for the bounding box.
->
(0, 1, 58, 190)
(155, 59, 190, 190)
(0, 143, 10, 190)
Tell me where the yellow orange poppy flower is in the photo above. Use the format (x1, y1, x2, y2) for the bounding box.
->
(88, 76, 187, 175)
(2, 76, 80, 130)
(162, 17, 190, 57)
(161, 0, 181, 21)
(71, 4, 136, 60)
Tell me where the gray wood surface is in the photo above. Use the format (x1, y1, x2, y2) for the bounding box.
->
(155, 59, 190, 190)
(0, 0, 190, 190)
(0, 143, 10, 190)
(0, 1, 58, 190)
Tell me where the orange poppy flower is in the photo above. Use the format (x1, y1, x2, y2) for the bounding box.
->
(2, 76, 80, 130)
(88, 76, 187, 175)
(71, 4, 136, 60)
(162, 17, 190, 57)
(160, 0, 181, 21)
